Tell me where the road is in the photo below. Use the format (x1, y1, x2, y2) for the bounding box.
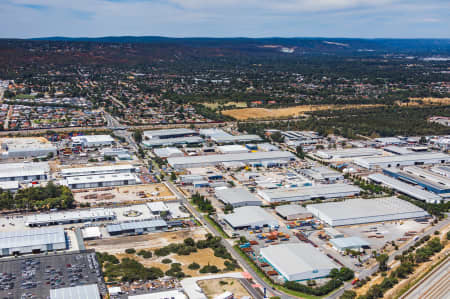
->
(165, 181, 294, 299)
(401, 253, 449, 299)
(327, 217, 450, 299)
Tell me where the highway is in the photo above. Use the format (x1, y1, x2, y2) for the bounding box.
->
(164, 181, 294, 299)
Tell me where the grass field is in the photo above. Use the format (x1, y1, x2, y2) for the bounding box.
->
(222, 104, 383, 120)
(202, 101, 248, 109)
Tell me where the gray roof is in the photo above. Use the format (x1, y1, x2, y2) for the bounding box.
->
(223, 206, 278, 228)
(307, 197, 428, 221)
(368, 173, 442, 203)
(0, 162, 49, 179)
(330, 237, 369, 249)
(66, 173, 137, 185)
(355, 152, 450, 165)
(26, 208, 115, 226)
(260, 243, 336, 277)
(383, 146, 414, 155)
(143, 136, 203, 147)
(144, 128, 196, 138)
(215, 187, 262, 205)
(61, 164, 136, 177)
(107, 219, 167, 233)
(50, 284, 100, 299)
(389, 166, 450, 191)
(211, 134, 262, 143)
(275, 204, 311, 217)
(167, 151, 295, 168)
(315, 148, 381, 159)
(0, 227, 65, 250)
(259, 184, 361, 202)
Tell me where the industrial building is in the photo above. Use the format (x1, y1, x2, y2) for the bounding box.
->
(324, 228, 344, 239)
(223, 206, 278, 229)
(107, 219, 168, 235)
(72, 135, 115, 147)
(0, 227, 66, 256)
(374, 137, 406, 146)
(302, 167, 344, 182)
(368, 173, 442, 203)
(211, 134, 262, 144)
(313, 148, 382, 160)
(257, 184, 361, 203)
(383, 166, 450, 194)
(0, 181, 19, 193)
(275, 204, 313, 220)
(0, 162, 49, 182)
(147, 201, 170, 215)
(81, 227, 102, 240)
(354, 152, 450, 169)
(61, 164, 138, 177)
(383, 146, 414, 155)
(143, 136, 204, 148)
(0, 137, 57, 159)
(50, 284, 101, 299)
(100, 148, 132, 160)
(330, 237, 370, 252)
(167, 151, 295, 169)
(66, 173, 139, 189)
(307, 197, 429, 226)
(215, 187, 262, 208)
(144, 128, 198, 140)
(217, 145, 249, 154)
(26, 208, 115, 227)
(153, 147, 184, 158)
(260, 243, 338, 281)
(431, 165, 450, 177)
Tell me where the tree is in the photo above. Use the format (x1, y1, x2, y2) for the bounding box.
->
(340, 290, 356, 299)
(296, 145, 305, 159)
(376, 254, 389, 272)
(170, 172, 177, 181)
(133, 130, 143, 143)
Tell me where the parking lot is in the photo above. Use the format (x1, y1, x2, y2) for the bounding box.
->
(0, 250, 106, 299)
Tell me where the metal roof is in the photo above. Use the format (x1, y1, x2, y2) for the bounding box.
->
(368, 173, 442, 203)
(26, 208, 115, 226)
(355, 152, 450, 165)
(167, 151, 295, 168)
(330, 237, 369, 249)
(307, 196, 429, 220)
(143, 136, 204, 147)
(314, 148, 381, 159)
(275, 204, 311, 217)
(144, 128, 197, 138)
(0, 227, 65, 250)
(223, 206, 278, 228)
(147, 201, 169, 212)
(211, 134, 262, 143)
(81, 135, 114, 143)
(0, 162, 49, 179)
(259, 184, 361, 202)
(153, 147, 183, 157)
(383, 146, 414, 155)
(50, 284, 100, 299)
(215, 187, 261, 206)
(0, 181, 19, 190)
(66, 173, 137, 185)
(61, 164, 136, 177)
(107, 219, 167, 233)
(260, 243, 336, 278)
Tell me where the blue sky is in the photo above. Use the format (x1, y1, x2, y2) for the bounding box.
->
(2, 0, 449, 38)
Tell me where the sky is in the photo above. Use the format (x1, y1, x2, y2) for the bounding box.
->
(1, 0, 450, 38)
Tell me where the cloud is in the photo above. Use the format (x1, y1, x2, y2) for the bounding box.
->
(0, 0, 449, 38)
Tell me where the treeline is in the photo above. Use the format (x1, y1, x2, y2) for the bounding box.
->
(0, 182, 74, 211)
(191, 193, 215, 213)
(193, 104, 234, 122)
(238, 105, 450, 138)
(398, 195, 449, 219)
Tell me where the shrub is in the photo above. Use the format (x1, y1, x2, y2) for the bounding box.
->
(137, 250, 152, 259)
(188, 262, 200, 270)
(125, 248, 136, 254)
(162, 258, 172, 264)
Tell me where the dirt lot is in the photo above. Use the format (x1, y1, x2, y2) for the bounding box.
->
(222, 104, 383, 120)
(74, 183, 176, 205)
(202, 102, 248, 109)
(116, 248, 230, 276)
(85, 228, 208, 253)
(408, 97, 450, 105)
(198, 278, 250, 299)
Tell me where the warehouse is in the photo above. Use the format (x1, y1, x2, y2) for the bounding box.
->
(107, 219, 168, 235)
(143, 136, 204, 148)
(257, 184, 361, 203)
(50, 284, 100, 299)
(307, 197, 429, 226)
(313, 148, 382, 160)
(144, 128, 198, 140)
(179, 174, 205, 184)
(0, 162, 49, 182)
(129, 290, 187, 299)
(211, 134, 263, 144)
(330, 237, 370, 252)
(431, 165, 450, 177)
(0, 181, 19, 193)
(0, 137, 57, 159)
(81, 227, 102, 240)
(147, 201, 170, 215)
(275, 204, 313, 220)
(260, 243, 337, 281)
(383, 146, 414, 155)
(302, 167, 344, 182)
(0, 227, 66, 256)
(223, 206, 278, 229)
(153, 147, 184, 158)
(72, 135, 115, 147)
(215, 187, 262, 208)
(66, 173, 139, 189)
(217, 145, 249, 154)
(367, 173, 442, 203)
(61, 164, 138, 177)
(26, 208, 116, 227)
(383, 166, 450, 194)
(324, 228, 344, 239)
(354, 152, 450, 169)
(100, 148, 131, 160)
(167, 151, 295, 169)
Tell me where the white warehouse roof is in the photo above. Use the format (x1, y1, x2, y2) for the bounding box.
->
(215, 187, 262, 207)
(144, 128, 197, 139)
(143, 136, 203, 147)
(26, 208, 115, 226)
(61, 164, 137, 177)
(211, 134, 262, 143)
(307, 197, 429, 226)
(368, 173, 442, 203)
(258, 184, 361, 203)
(50, 284, 100, 299)
(167, 151, 295, 169)
(354, 152, 450, 169)
(223, 206, 278, 229)
(0, 227, 65, 251)
(260, 243, 337, 281)
(0, 162, 49, 180)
